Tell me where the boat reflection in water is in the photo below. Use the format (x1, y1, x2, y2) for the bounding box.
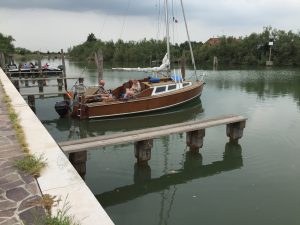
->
(96, 141, 243, 208)
(44, 98, 204, 140)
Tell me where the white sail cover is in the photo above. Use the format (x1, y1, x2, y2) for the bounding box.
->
(112, 53, 170, 73)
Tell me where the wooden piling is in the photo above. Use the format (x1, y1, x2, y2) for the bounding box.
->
(213, 56, 218, 70)
(12, 80, 20, 92)
(57, 75, 63, 91)
(95, 50, 103, 82)
(61, 49, 67, 90)
(0, 52, 5, 69)
(37, 52, 44, 92)
(38, 79, 44, 92)
(18, 67, 22, 79)
(69, 151, 87, 179)
(24, 75, 29, 87)
(186, 129, 205, 153)
(180, 53, 186, 80)
(226, 121, 246, 142)
(27, 95, 36, 112)
(38, 53, 42, 75)
(134, 139, 153, 164)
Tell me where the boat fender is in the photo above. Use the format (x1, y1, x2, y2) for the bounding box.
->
(149, 77, 160, 83)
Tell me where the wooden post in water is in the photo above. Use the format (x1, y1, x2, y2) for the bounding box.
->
(0, 52, 5, 69)
(38, 79, 44, 92)
(61, 49, 67, 90)
(69, 151, 87, 179)
(24, 75, 29, 87)
(27, 95, 36, 113)
(94, 50, 103, 82)
(180, 53, 186, 80)
(134, 139, 153, 164)
(57, 75, 63, 91)
(18, 66, 22, 79)
(226, 121, 246, 142)
(38, 52, 42, 75)
(213, 56, 218, 70)
(186, 129, 205, 153)
(12, 80, 20, 92)
(37, 52, 44, 92)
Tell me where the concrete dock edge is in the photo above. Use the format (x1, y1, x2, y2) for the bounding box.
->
(0, 68, 114, 224)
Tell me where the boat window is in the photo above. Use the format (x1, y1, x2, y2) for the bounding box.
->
(183, 82, 191, 87)
(168, 84, 177, 91)
(155, 86, 166, 93)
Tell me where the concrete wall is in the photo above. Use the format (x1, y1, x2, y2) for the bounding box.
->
(0, 68, 114, 225)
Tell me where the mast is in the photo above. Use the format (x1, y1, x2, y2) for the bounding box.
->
(180, 0, 197, 77)
(164, 0, 171, 73)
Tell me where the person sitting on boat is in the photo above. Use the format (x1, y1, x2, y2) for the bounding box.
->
(42, 63, 49, 69)
(97, 80, 109, 95)
(86, 79, 113, 102)
(124, 79, 141, 99)
(29, 62, 35, 69)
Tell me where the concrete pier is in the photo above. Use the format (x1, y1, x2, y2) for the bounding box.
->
(134, 139, 153, 164)
(186, 129, 205, 153)
(226, 121, 246, 142)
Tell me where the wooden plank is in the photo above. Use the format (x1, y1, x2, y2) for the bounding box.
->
(10, 77, 81, 81)
(60, 115, 247, 153)
(8, 71, 63, 75)
(21, 91, 66, 96)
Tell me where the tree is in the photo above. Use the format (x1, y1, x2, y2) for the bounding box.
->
(86, 33, 97, 42)
(0, 33, 15, 54)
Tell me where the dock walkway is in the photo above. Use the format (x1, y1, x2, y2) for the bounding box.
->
(0, 84, 44, 225)
(60, 115, 247, 153)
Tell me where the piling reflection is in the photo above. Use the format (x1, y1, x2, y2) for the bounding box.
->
(96, 141, 243, 208)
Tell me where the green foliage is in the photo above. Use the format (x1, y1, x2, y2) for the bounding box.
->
(44, 196, 80, 225)
(15, 154, 46, 176)
(69, 28, 300, 67)
(86, 33, 97, 42)
(15, 47, 32, 55)
(32, 195, 80, 225)
(0, 32, 15, 54)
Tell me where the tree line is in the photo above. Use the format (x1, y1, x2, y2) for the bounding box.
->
(1, 27, 300, 67)
(68, 27, 300, 67)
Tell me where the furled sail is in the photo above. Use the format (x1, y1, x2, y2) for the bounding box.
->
(112, 53, 170, 73)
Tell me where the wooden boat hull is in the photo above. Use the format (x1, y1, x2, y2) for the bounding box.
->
(73, 81, 204, 119)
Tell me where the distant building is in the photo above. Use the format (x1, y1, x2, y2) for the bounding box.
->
(205, 38, 220, 46)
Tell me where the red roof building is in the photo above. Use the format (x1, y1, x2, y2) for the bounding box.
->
(205, 38, 220, 46)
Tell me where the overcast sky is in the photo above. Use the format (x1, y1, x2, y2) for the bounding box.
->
(0, 0, 299, 52)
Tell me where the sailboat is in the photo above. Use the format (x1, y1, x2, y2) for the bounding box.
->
(57, 0, 205, 119)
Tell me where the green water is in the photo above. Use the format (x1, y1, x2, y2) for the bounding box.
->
(30, 59, 300, 225)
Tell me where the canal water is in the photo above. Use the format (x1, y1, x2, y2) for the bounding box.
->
(28, 59, 300, 225)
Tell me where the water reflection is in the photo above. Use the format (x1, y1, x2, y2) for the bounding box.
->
(96, 141, 242, 208)
(43, 98, 204, 140)
(207, 70, 300, 106)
